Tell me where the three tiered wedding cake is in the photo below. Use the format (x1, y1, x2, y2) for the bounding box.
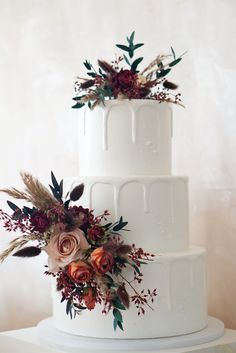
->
(52, 99, 208, 338)
(0, 32, 220, 346)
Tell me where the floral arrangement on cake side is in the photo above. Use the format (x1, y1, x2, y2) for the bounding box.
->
(0, 172, 156, 331)
(72, 31, 185, 110)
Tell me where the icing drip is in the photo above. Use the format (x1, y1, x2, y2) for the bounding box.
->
(130, 105, 137, 144)
(102, 107, 111, 150)
(203, 259, 208, 297)
(143, 183, 149, 213)
(166, 262, 172, 312)
(189, 261, 195, 288)
(113, 184, 120, 219)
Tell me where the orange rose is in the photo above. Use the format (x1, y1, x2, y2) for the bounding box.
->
(68, 260, 93, 283)
(83, 287, 96, 310)
(91, 247, 114, 274)
(44, 229, 90, 272)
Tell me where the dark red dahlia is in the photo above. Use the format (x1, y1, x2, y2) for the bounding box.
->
(68, 206, 94, 231)
(30, 210, 50, 233)
(111, 69, 136, 94)
(87, 225, 105, 241)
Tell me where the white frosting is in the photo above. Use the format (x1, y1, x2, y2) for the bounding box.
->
(52, 247, 207, 339)
(67, 176, 189, 252)
(78, 100, 172, 176)
(52, 100, 208, 339)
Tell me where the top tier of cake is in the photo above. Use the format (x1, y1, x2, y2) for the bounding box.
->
(78, 100, 172, 177)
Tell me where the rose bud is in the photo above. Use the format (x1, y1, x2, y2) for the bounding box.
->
(68, 260, 93, 283)
(83, 287, 96, 310)
(70, 184, 84, 201)
(87, 225, 105, 241)
(117, 284, 130, 308)
(163, 80, 178, 90)
(80, 80, 95, 89)
(91, 247, 114, 274)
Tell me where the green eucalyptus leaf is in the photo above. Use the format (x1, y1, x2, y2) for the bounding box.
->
(156, 68, 171, 78)
(7, 200, 19, 211)
(87, 72, 97, 78)
(129, 31, 135, 44)
(117, 321, 124, 331)
(72, 96, 83, 101)
(112, 297, 126, 310)
(59, 180, 63, 198)
(66, 300, 72, 316)
(133, 43, 144, 50)
(116, 44, 130, 52)
(83, 60, 92, 70)
(133, 264, 142, 276)
(129, 50, 134, 59)
(51, 171, 60, 190)
(169, 57, 182, 67)
(72, 102, 85, 109)
(123, 54, 131, 66)
(113, 317, 118, 331)
(171, 46, 176, 60)
(131, 57, 143, 73)
(113, 216, 128, 232)
(23, 206, 34, 216)
(113, 308, 123, 323)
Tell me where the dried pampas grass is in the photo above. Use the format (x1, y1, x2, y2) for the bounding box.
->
(0, 172, 59, 210)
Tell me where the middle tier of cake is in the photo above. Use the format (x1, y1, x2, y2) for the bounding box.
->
(67, 176, 189, 252)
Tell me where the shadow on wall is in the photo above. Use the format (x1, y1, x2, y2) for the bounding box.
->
(200, 188, 236, 329)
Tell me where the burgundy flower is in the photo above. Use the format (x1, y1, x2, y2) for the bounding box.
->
(111, 69, 136, 94)
(87, 225, 105, 241)
(69, 206, 95, 233)
(30, 210, 50, 232)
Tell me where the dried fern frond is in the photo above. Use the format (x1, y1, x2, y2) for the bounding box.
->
(140, 54, 171, 75)
(98, 60, 117, 74)
(0, 237, 28, 262)
(0, 187, 31, 201)
(20, 172, 59, 210)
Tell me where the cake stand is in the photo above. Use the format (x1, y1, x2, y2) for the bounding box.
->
(37, 316, 224, 352)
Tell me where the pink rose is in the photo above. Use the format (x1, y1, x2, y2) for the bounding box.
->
(44, 229, 90, 272)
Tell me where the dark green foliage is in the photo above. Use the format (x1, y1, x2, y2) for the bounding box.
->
(113, 308, 124, 331)
(131, 57, 143, 73)
(7, 200, 19, 212)
(116, 30, 144, 60)
(112, 216, 128, 232)
(49, 172, 63, 202)
(156, 68, 171, 78)
(169, 58, 182, 67)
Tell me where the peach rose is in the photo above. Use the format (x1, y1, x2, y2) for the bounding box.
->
(68, 260, 93, 283)
(83, 287, 96, 310)
(44, 229, 90, 272)
(91, 247, 114, 274)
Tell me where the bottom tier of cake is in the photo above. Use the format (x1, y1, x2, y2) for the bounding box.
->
(52, 246, 207, 339)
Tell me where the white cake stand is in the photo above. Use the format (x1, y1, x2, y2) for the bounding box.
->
(37, 316, 224, 352)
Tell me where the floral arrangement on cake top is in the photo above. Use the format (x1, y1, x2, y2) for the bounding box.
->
(0, 172, 156, 331)
(72, 31, 185, 110)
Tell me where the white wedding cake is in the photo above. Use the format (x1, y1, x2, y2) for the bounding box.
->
(52, 99, 208, 339)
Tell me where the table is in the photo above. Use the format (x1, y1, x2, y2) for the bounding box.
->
(1, 326, 236, 353)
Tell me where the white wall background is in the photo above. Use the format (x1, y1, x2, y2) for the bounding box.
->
(0, 0, 236, 331)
